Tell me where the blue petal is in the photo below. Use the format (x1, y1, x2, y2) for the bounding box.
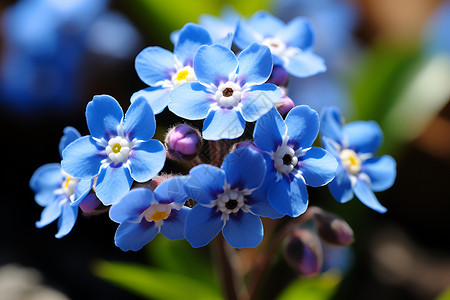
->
(215, 32, 234, 48)
(30, 163, 62, 193)
(61, 136, 105, 179)
(343, 121, 383, 154)
(109, 188, 155, 223)
(223, 212, 263, 248)
(135, 46, 176, 86)
(124, 97, 156, 141)
(202, 109, 245, 140)
(284, 51, 326, 78)
(55, 203, 78, 238)
(115, 220, 159, 251)
(168, 82, 213, 120)
(246, 186, 284, 219)
(267, 177, 308, 217)
(160, 206, 190, 240)
(131, 86, 171, 115)
(174, 23, 212, 66)
(328, 164, 354, 203)
(58, 126, 81, 156)
(253, 107, 285, 152)
(285, 105, 319, 149)
(71, 178, 93, 206)
(194, 44, 238, 86)
(234, 20, 260, 50)
(129, 139, 165, 182)
(363, 155, 396, 192)
(237, 43, 273, 86)
(184, 165, 225, 205)
(275, 17, 314, 50)
(320, 106, 344, 145)
(353, 179, 387, 213)
(298, 147, 337, 187)
(95, 166, 133, 205)
(221, 147, 266, 190)
(35, 190, 58, 207)
(36, 198, 63, 228)
(248, 11, 285, 37)
(154, 176, 188, 204)
(240, 84, 280, 122)
(86, 95, 123, 140)
(185, 205, 223, 248)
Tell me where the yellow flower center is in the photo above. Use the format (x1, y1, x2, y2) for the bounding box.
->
(64, 177, 71, 188)
(150, 210, 170, 222)
(340, 149, 362, 176)
(176, 70, 189, 81)
(112, 143, 121, 154)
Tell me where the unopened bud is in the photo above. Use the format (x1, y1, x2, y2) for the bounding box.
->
(165, 124, 202, 161)
(275, 88, 295, 116)
(79, 193, 108, 215)
(268, 65, 289, 87)
(284, 229, 323, 276)
(314, 211, 354, 246)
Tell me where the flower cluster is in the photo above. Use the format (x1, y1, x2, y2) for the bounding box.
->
(30, 10, 396, 252)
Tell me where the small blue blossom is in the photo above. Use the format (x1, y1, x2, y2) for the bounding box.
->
(61, 95, 166, 205)
(109, 177, 191, 251)
(169, 43, 281, 140)
(30, 127, 92, 238)
(132, 23, 213, 114)
(234, 11, 326, 78)
(183, 147, 281, 249)
(320, 106, 397, 213)
(253, 106, 338, 217)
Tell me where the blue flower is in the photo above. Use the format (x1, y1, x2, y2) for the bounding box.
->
(169, 43, 281, 140)
(253, 106, 338, 217)
(61, 95, 166, 205)
(183, 147, 281, 249)
(423, 1, 450, 56)
(30, 127, 92, 238)
(320, 106, 397, 213)
(132, 23, 213, 114)
(109, 177, 191, 251)
(234, 11, 326, 78)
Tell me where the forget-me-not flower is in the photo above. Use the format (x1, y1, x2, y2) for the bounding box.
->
(253, 106, 337, 217)
(169, 43, 281, 140)
(109, 177, 190, 251)
(320, 106, 396, 213)
(184, 147, 282, 248)
(30, 127, 92, 238)
(61, 95, 166, 205)
(132, 23, 213, 114)
(234, 11, 326, 78)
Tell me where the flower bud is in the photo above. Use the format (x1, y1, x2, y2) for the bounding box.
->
(314, 211, 354, 246)
(275, 88, 295, 116)
(284, 229, 323, 276)
(79, 193, 108, 215)
(165, 124, 202, 161)
(268, 65, 289, 87)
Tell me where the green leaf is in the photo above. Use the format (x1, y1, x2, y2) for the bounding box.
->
(276, 271, 342, 300)
(94, 260, 222, 300)
(436, 286, 450, 300)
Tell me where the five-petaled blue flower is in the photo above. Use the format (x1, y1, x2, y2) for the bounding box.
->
(169, 43, 281, 140)
(109, 177, 191, 251)
(61, 95, 166, 205)
(234, 11, 326, 78)
(30, 127, 93, 238)
(183, 147, 281, 249)
(253, 106, 338, 217)
(132, 23, 213, 114)
(320, 106, 396, 213)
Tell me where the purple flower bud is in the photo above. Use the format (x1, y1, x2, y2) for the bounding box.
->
(275, 88, 295, 116)
(165, 124, 202, 161)
(79, 193, 108, 215)
(284, 229, 323, 276)
(314, 211, 354, 246)
(268, 65, 289, 87)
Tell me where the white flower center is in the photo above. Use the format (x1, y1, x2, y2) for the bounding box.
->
(274, 144, 298, 174)
(106, 136, 131, 163)
(262, 37, 287, 57)
(142, 203, 172, 223)
(215, 81, 242, 108)
(61, 175, 78, 198)
(217, 189, 245, 214)
(340, 149, 361, 176)
(171, 66, 196, 87)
